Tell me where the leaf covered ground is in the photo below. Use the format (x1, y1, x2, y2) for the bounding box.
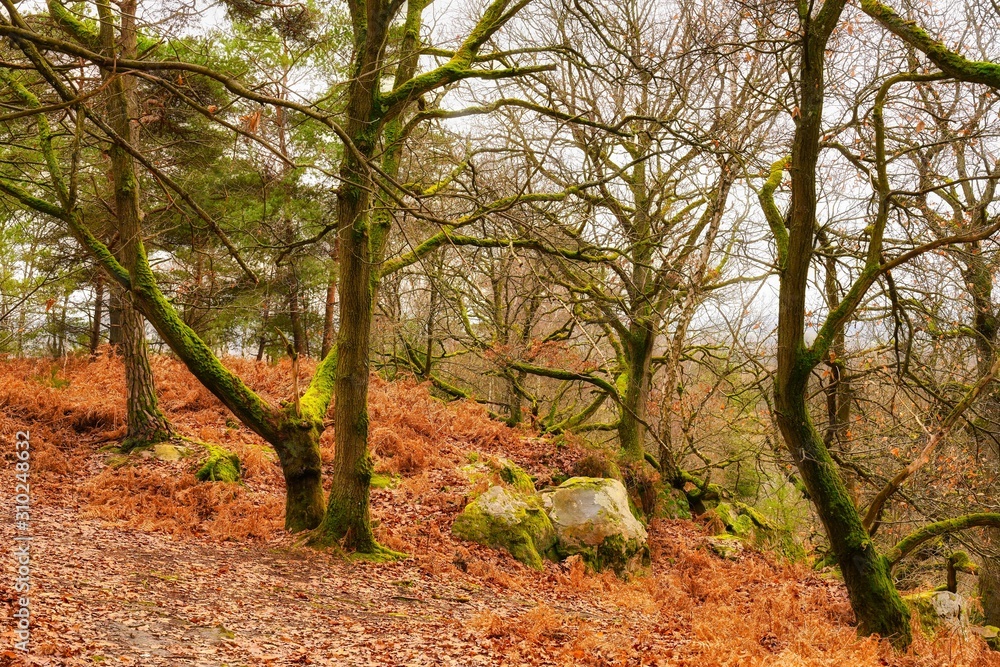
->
(0, 354, 997, 666)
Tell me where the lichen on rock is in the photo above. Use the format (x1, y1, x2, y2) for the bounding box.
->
(706, 535, 745, 560)
(149, 443, 187, 462)
(541, 477, 649, 575)
(904, 590, 968, 635)
(452, 486, 557, 570)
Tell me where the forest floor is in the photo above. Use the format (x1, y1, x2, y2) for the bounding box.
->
(0, 353, 997, 666)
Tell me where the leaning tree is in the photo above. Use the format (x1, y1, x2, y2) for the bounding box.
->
(0, 0, 548, 554)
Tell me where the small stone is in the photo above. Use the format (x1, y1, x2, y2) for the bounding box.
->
(152, 443, 185, 461)
(706, 535, 745, 560)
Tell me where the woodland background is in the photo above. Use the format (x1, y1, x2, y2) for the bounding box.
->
(4, 0, 1000, 663)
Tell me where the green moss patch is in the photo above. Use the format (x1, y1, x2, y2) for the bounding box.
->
(495, 458, 535, 494)
(370, 473, 396, 489)
(195, 444, 241, 483)
(655, 487, 691, 520)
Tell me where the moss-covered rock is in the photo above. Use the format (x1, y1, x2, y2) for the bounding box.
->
(370, 473, 396, 489)
(656, 487, 692, 520)
(195, 444, 241, 483)
(706, 535, 745, 560)
(143, 443, 188, 461)
(541, 477, 649, 576)
(712, 501, 777, 541)
(452, 486, 557, 570)
(495, 458, 535, 494)
(459, 456, 536, 494)
(972, 625, 1000, 650)
(904, 590, 968, 635)
(714, 502, 754, 537)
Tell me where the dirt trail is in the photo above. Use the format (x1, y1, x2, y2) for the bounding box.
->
(4, 498, 589, 666)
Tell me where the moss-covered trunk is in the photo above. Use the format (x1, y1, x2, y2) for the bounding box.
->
(275, 419, 326, 532)
(315, 162, 377, 549)
(311, 49, 380, 549)
(773, 0, 911, 646)
(311, 0, 431, 554)
(618, 328, 654, 461)
(776, 370, 910, 639)
(960, 238, 1000, 622)
(503, 370, 525, 427)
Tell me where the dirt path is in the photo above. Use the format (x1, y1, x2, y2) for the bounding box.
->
(4, 501, 577, 666)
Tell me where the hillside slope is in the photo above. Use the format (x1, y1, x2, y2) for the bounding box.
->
(0, 354, 996, 666)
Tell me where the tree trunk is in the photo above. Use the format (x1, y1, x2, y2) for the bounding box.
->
(257, 300, 270, 361)
(312, 140, 380, 552)
(90, 271, 104, 355)
(100, 0, 172, 450)
(108, 287, 123, 348)
(982, 553, 1000, 625)
(57, 292, 69, 357)
(618, 328, 654, 461)
(288, 262, 308, 358)
(309, 0, 426, 556)
(504, 371, 524, 427)
(422, 281, 436, 378)
(962, 240, 1000, 623)
(275, 421, 326, 532)
(320, 245, 338, 359)
(119, 299, 172, 448)
(773, 1, 911, 645)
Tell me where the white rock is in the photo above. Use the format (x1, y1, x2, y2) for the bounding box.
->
(542, 477, 648, 574)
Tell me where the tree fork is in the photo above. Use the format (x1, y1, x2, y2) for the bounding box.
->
(771, 0, 912, 647)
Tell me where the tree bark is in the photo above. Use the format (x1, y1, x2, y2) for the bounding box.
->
(257, 300, 270, 361)
(982, 556, 1000, 625)
(618, 328, 654, 461)
(119, 300, 171, 447)
(89, 271, 104, 355)
(320, 242, 338, 359)
(108, 287, 123, 348)
(275, 420, 326, 532)
(313, 151, 378, 550)
(772, 0, 911, 646)
(288, 261, 308, 358)
(100, 0, 172, 450)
